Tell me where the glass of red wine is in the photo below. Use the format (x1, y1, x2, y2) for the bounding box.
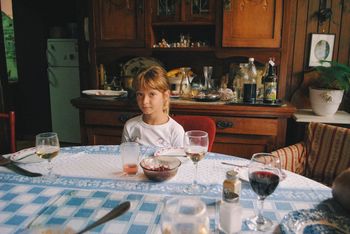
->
(245, 153, 280, 231)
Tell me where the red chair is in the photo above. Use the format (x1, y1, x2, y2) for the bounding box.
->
(172, 115, 216, 152)
(0, 111, 16, 153)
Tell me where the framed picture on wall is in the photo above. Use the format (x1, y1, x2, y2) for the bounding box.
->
(309, 33, 335, 67)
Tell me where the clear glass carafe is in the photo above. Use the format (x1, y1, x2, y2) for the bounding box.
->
(179, 67, 193, 99)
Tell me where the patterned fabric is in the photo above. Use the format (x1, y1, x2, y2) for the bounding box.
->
(272, 142, 306, 174)
(304, 122, 350, 186)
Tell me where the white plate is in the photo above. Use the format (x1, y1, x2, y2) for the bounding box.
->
(280, 209, 350, 234)
(154, 147, 188, 163)
(82, 90, 128, 99)
(4, 147, 44, 164)
(123, 57, 164, 77)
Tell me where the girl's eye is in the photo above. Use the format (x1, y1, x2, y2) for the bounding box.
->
(136, 92, 143, 97)
(150, 92, 156, 97)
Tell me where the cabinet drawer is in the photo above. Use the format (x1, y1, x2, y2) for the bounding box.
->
(213, 117, 278, 136)
(85, 110, 138, 127)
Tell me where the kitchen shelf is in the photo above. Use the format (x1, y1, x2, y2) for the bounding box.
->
(152, 47, 215, 52)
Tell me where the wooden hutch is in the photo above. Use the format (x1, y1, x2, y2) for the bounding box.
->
(73, 0, 296, 158)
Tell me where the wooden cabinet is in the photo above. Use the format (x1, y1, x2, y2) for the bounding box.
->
(72, 98, 295, 159)
(92, 0, 146, 47)
(152, 0, 215, 24)
(222, 0, 282, 48)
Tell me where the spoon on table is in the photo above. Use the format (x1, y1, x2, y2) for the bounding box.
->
(221, 161, 248, 168)
(76, 201, 130, 234)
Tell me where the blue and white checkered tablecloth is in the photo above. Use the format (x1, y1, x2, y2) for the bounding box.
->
(0, 145, 334, 234)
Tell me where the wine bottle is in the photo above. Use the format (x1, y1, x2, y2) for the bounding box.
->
(263, 58, 278, 103)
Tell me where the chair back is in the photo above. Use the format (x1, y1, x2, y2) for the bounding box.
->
(304, 122, 350, 186)
(0, 111, 16, 153)
(172, 115, 216, 152)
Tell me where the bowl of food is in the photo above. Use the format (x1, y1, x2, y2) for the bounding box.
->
(140, 156, 181, 182)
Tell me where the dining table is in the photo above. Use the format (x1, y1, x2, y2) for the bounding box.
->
(0, 145, 347, 234)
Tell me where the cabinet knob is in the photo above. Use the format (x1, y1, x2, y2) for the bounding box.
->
(216, 120, 233, 129)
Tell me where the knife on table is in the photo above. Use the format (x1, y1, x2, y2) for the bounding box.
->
(0, 155, 42, 177)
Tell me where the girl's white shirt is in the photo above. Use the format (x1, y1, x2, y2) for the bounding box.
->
(121, 115, 185, 148)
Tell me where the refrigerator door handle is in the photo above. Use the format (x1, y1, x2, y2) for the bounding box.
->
(46, 49, 53, 67)
(47, 68, 58, 87)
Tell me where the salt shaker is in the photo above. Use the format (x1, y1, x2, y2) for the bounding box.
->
(219, 170, 242, 234)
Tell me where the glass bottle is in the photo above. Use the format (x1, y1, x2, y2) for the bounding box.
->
(263, 58, 278, 103)
(243, 58, 257, 103)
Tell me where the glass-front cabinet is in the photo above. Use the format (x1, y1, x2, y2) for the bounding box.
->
(152, 0, 215, 23)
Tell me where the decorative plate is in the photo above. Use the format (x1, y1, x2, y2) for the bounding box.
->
(280, 209, 350, 234)
(122, 57, 164, 77)
(154, 147, 188, 163)
(6, 147, 44, 164)
(82, 90, 128, 100)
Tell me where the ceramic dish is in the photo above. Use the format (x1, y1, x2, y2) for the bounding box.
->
(82, 90, 127, 100)
(4, 147, 44, 164)
(122, 57, 164, 77)
(193, 93, 221, 102)
(280, 209, 350, 234)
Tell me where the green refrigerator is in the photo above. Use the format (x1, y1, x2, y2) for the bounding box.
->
(47, 38, 80, 143)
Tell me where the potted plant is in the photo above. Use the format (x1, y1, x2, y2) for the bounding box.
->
(309, 61, 350, 116)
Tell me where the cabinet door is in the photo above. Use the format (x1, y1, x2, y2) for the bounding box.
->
(152, 0, 181, 22)
(185, 0, 215, 23)
(93, 0, 145, 47)
(222, 0, 282, 48)
(152, 0, 215, 23)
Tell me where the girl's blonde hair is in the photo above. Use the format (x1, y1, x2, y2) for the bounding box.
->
(133, 66, 170, 114)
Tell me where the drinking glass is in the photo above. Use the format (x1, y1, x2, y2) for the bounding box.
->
(161, 197, 209, 234)
(183, 130, 209, 194)
(120, 142, 140, 175)
(35, 132, 60, 180)
(203, 66, 213, 90)
(245, 153, 280, 231)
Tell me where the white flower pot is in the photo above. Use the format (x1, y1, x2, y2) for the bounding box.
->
(309, 87, 344, 116)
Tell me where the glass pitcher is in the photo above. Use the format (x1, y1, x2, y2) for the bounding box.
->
(179, 67, 193, 99)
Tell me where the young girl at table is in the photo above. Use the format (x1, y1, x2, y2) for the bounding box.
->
(121, 66, 185, 147)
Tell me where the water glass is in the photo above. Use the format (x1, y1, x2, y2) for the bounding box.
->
(120, 142, 140, 175)
(161, 197, 209, 234)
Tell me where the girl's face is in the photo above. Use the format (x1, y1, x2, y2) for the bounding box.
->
(136, 87, 169, 116)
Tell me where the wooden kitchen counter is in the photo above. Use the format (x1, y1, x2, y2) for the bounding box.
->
(72, 97, 296, 159)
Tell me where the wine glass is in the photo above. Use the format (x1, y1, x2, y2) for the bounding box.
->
(245, 153, 280, 231)
(183, 130, 209, 194)
(161, 197, 209, 234)
(35, 132, 60, 180)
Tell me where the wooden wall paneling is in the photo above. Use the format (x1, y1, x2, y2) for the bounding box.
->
(280, 0, 297, 99)
(284, 0, 297, 99)
(317, 0, 331, 33)
(338, 0, 350, 64)
(329, 0, 343, 60)
(289, 0, 309, 99)
(304, 0, 320, 68)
